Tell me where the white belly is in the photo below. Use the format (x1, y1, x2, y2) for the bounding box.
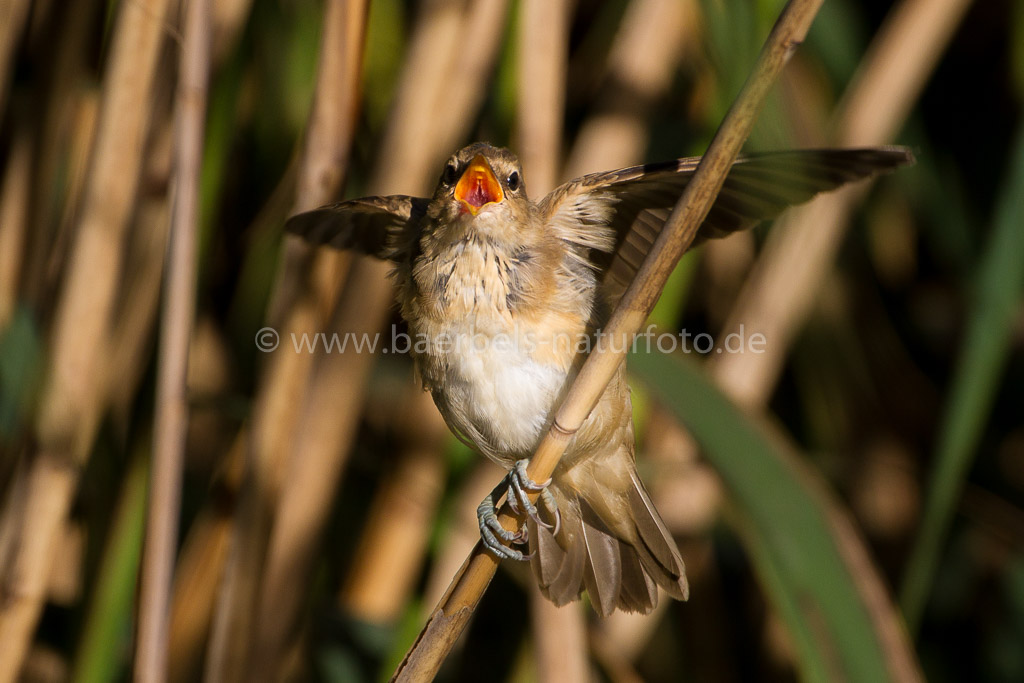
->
(419, 317, 569, 460)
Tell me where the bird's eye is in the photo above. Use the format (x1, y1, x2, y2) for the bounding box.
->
(507, 171, 520, 191)
(442, 162, 459, 185)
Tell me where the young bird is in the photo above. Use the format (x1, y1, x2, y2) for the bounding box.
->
(286, 142, 913, 615)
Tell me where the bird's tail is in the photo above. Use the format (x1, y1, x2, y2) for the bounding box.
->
(527, 463, 688, 616)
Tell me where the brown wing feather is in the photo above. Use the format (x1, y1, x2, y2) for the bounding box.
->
(283, 195, 426, 261)
(541, 147, 915, 288)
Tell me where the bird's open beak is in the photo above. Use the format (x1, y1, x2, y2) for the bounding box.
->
(455, 155, 504, 215)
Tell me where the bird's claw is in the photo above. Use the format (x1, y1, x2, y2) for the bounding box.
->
(476, 460, 562, 561)
(507, 460, 561, 536)
(477, 490, 528, 561)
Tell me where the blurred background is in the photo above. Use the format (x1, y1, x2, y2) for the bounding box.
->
(0, 0, 1022, 681)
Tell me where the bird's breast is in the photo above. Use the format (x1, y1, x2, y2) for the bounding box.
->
(402, 241, 591, 460)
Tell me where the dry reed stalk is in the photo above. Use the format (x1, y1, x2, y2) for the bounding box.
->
(673, 0, 969, 677)
(335, 0, 509, 627)
(421, 460, 507, 612)
(516, 2, 593, 678)
(697, 7, 970, 659)
(558, 2, 698, 660)
(369, 0, 470, 193)
(563, 0, 693, 179)
(708, 0, 972, 408)
(589, 628, 645, 683)
(0, 132, 30, 330)
(24, 0, 98, 304)
(169, 511, 233, 681)
(530, 595, 590, 683)
(339, 390, 448, 623)
(135, 0, 211, 678)
(25, 89, 98, 314)
(391, 2, 825, 680)
(432, 0, 509, 153)
(211, 0, 253, 65)
(109, 118, 174, 426)
(249, 0, 510, 675)
(0, 0, 172, 677)
(167, 432, 245, 683)
(0, 449, 30, 610)
(204, 3, 367, 677)
(247, 0, 368, 666)
(517, 0, 570, 194)
(248, 268, 389, 680)
(0, 0, 30, 117)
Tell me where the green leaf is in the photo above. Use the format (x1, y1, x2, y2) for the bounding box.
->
(71, 452, 148, 683)
(900, 123, 1024, 633)
(0, 306, 43, 441)
(631, 349, 917, 683)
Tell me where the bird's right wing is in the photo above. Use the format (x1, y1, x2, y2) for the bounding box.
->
(284, 195, 428, 262)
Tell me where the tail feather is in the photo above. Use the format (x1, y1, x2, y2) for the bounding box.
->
(530, 468, 688, 614)
(626, 469, 689, 600)
(616, 541, 658, 613)
(529, 500, 586, 605)
(580, 503, 623, 617)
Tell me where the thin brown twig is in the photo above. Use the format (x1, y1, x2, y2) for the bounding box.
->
(134, 0, 211, 679)
(433, 0, 510, 156)
(0, 0, 172, 677)
(517, 3, 591, 679)
(391, 2, 825, 680)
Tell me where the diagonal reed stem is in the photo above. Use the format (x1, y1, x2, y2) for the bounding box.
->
(390, 1, 824, 680)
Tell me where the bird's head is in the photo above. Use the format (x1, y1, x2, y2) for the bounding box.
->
(428, 143, 530, 241)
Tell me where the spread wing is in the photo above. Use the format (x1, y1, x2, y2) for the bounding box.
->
(540, 147, 915, 288)
(283, 195, 428, 261)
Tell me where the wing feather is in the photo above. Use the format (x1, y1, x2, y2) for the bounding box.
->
(540, 147, 914, 287)
(283, 195, 426, 261)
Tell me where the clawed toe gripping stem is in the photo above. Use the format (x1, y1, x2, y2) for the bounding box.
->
(477, 459, 562, 561)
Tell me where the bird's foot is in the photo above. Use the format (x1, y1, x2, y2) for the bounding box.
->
(476, 460, 562, 561)
(477, 485, 530, 561)
(505, 460, 561, 537)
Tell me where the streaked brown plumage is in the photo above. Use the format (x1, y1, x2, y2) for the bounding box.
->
(286, 141, 914, 615)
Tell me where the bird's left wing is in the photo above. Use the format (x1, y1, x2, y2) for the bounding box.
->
(539, 147, 914, 288)
(284, 195, 428, 262)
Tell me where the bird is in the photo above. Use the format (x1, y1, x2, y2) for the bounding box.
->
(285, 141, 914, 615)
